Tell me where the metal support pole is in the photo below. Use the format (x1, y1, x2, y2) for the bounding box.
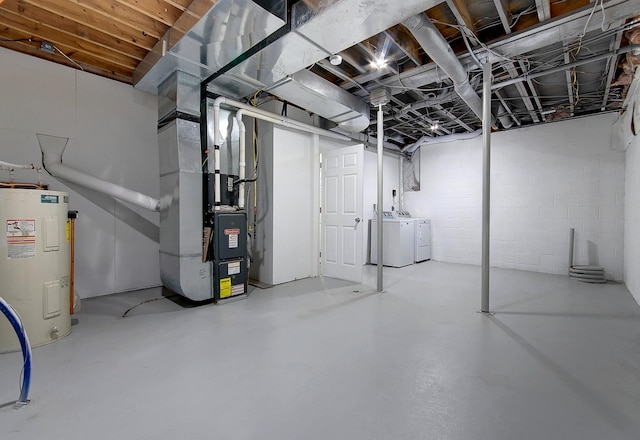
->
(481, 61, 492, 313)
(377, 104, 384, 292)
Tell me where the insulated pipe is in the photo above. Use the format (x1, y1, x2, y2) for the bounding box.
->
(236, 110, 247, 209)
(39, 135, 161, 212)
(481, 62, 492, 313)
(376, 104, 384, 292)
(404, 13, 484, 120)
(0, 296, 32, 407)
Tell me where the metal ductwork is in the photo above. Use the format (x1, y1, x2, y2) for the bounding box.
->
(206, 0, 444, 132)
(134, 0, 287, 94)
(403, 13, 484, 121)
(266, 70, 370, 132)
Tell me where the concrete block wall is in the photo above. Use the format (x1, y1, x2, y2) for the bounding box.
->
(404, 113, 624, 280)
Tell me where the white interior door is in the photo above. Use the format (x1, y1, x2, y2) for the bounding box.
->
(322, 144, 364, 283)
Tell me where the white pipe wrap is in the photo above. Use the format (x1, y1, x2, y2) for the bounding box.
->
(236, 110, 246, 209)
(403, 129, 482, 153)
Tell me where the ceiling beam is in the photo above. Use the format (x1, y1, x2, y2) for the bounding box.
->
(112, 0, 183, 27)
(564, 45, 576, 116)
(601, 21, 624, 111)
(432, 103, 474, 132)
(535, 0, 552, 22)
(18, 0, 158, 50)
(0, 0, 147, 60)
(493, 0, 512, 34)
(495, 90, 521, 126)
(504, 63, 540, 123)
(0, 8, 138, 70)
(445, 0, 476, 33)
(519, 59, 546, 121)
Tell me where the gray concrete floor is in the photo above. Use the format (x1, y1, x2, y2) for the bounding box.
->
(1, 261, 639, 439)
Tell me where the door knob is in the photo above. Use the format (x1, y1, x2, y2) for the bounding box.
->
(355, 217, 361, 223)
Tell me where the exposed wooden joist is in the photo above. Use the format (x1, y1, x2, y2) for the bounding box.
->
(337, 50, 368, 75)
(1, 0, 147, 61)
(0, 28, 133, 80)
(601, 21, 624, 111)
(113, 0, 183, 27)
(518, 60, 546, 121)
(68, 0, 168, 40)
(493, 0, 512, 34)
(316, 59, 369, 93)
(445, 0, 476, 33)
(163, 0, 192, 11)
(0, 8, 138, 70)
(535, 0, 552, 22)
(19, 0, 158, 50)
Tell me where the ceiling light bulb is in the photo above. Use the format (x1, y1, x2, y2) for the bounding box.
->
(372, 50, 386, 69)
(329, 54, 342, 65)
(430, 123, 439, 131)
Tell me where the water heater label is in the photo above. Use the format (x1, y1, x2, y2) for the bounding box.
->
(6, 219, 36, 259)
(41, 195, 59, 204)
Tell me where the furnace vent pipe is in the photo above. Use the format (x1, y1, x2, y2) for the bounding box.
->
(212, 97, 350, 209)
(403, 13, 484, 121)
(0, 160, 38, 170)
(38, 134, 161, 212)
(236, 110, 247, 210)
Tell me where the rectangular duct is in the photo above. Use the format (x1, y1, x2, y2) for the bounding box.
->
(134, 0, 286, 94)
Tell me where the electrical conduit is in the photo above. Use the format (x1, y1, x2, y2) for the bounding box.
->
(0, 297, 32, 407)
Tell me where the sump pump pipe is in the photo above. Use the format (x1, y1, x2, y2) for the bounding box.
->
(39, 135, 161, 212)
(0, 296, 32, 408)
(212, 97, 351, 209)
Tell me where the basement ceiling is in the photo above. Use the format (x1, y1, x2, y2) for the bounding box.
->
(1, 0, 639, 148)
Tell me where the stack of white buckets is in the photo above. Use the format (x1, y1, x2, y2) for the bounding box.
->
(0, 189, 71, 353)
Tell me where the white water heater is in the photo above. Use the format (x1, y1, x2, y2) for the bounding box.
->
(0, 189, 71, 353)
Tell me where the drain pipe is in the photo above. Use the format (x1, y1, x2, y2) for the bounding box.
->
(403, 13, 483, 120)
(235, 110, 247, 209)
(0, 297, 32, 408)
(38, 134, 161, 212)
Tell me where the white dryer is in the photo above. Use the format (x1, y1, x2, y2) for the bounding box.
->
(397, 211, 431, 262)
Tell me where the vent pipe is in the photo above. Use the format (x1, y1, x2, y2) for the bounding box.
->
(38, 134, 161, 212)
(403, 13, 484, 121)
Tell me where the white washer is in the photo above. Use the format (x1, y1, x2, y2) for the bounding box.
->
(369, 212, 415, 267)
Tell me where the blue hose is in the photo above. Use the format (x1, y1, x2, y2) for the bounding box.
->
(0, 296, 32, 407)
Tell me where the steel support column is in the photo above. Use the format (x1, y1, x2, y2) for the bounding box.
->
(377, 104, 384, 292)
(481, 62, 492, 313)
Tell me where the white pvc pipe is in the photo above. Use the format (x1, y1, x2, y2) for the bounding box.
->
(236, 110, 246, 209)
(212, 105, 222, 210)
(212, 97, 350, 211)
(40, 137, 160, 212)
(0, 161, 37, 170)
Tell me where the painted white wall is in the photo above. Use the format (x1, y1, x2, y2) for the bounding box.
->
(363, 149, 400, 263)
(0, 47, 160, 298)
(404, 113, 625, 280)
(620, 73, 640, 304)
